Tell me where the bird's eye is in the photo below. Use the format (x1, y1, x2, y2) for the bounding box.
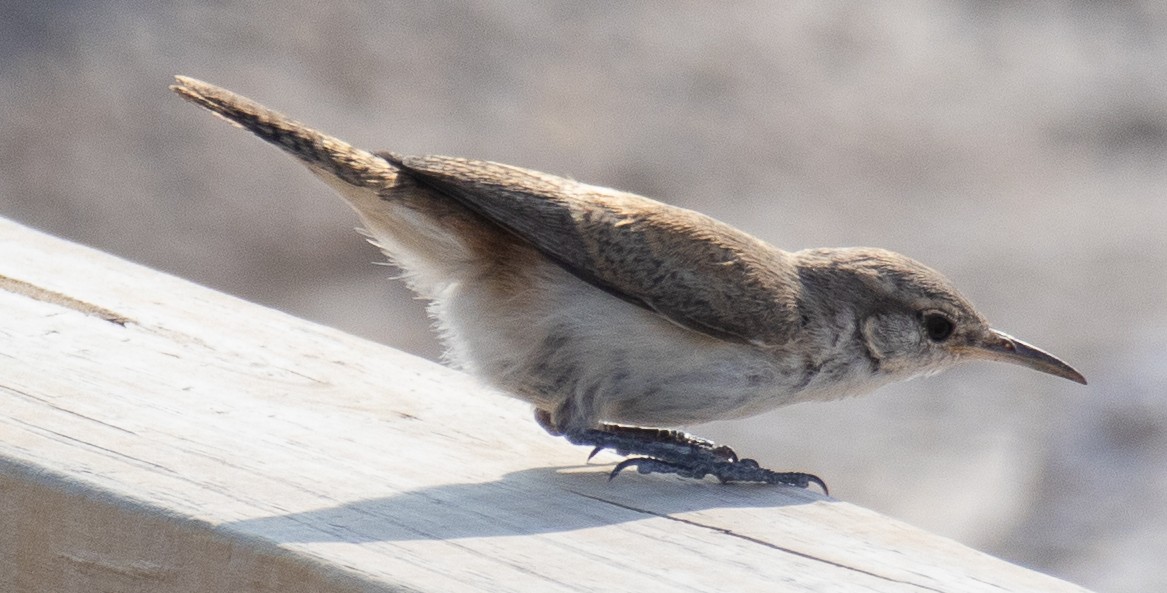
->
(922, 312, 955, 342)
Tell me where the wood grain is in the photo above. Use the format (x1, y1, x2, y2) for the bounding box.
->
(0, 217, 1090, 593)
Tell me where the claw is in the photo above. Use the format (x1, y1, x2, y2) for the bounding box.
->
(587, 446, 604, 461)
(610, 457, 695, 481)
(805, 474, 829, 496)
(609, 457, 648, 481)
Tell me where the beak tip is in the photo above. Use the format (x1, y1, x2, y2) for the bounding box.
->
(979, 329, 1087, 386)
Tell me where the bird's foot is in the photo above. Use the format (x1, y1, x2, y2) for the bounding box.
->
(611, 457, 828, 493)
(564, 424, 827, 493)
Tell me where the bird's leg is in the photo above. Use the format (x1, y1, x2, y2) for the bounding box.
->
(581, 423, 738, 463)
(535, 409, 737, 462)
(558, 421, 827, 493)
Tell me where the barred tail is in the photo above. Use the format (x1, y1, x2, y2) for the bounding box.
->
(170, 75, 397, 191)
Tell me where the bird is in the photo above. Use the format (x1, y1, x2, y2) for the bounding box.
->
(171, 75, 1085, 493)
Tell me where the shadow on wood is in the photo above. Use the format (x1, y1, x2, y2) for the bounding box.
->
(0, 217, 1090, 592)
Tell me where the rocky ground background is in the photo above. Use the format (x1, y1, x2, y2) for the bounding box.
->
(2, 2, 1165, 591)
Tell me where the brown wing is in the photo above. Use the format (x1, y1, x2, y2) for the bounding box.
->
(379, 152, 801, 347)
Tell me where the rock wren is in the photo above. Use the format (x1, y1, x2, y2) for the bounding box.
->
(171, 75, 1085, 492)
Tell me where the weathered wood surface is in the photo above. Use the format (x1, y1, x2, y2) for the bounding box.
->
(0, 216, 1090, 593)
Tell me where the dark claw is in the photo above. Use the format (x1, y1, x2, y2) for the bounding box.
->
(609, 458, 634, 480)
(609, 457, 656, 480)
(587, 446, 604, 461)
(610, 457, 699, 481)
(805, 474, 829, 496)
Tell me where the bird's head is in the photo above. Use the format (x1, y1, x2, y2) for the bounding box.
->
(795, 247, 1086, 385)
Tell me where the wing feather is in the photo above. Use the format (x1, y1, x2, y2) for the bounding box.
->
(379, 152, 801, 347)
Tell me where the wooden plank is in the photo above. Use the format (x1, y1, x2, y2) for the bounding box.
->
(0, 216, 1091, 593)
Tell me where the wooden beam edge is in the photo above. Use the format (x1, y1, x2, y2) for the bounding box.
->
(0, 216, 1091, 593)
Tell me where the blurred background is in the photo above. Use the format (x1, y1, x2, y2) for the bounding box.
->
(2, 2, 1164, 590)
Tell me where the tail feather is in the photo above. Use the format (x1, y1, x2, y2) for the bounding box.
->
(171, 75, 531, 300)
(170, 76, 397, 191)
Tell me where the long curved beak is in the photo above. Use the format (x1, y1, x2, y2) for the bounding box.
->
(964, 329, 1087, 385)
